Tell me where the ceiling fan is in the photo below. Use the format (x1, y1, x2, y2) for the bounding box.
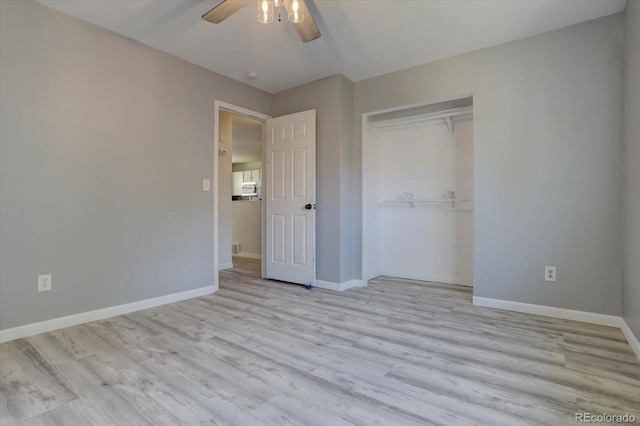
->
(202, 0, 321, 43)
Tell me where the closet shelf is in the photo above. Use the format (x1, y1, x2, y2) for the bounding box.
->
(369, 106, 473, 135)
(382, 198, 469, 208)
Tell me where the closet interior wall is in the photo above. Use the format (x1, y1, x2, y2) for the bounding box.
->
(365, 107, 474, 286)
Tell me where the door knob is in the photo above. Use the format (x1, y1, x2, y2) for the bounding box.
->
(304, 204, 312, 210)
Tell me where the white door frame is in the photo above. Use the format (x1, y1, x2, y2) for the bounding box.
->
(213, 100, 270, 288)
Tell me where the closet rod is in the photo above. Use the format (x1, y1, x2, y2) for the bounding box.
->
(370, 106, 472, 129)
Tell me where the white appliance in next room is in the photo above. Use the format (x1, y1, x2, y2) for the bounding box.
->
(241, 182, 257, 196)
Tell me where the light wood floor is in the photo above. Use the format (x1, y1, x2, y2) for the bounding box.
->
(1, 257, 639, 425)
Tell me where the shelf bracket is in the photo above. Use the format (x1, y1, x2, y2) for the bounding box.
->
(444, 116, 453, 136)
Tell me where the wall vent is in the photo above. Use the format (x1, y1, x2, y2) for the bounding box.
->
(232, 243, 241, 255)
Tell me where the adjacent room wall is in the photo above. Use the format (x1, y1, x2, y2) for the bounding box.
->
(623, 0, 640, 337)
(354, 15, 624, 315)
(231, 201, 262, 259)
(0, 0, 271, 330)
(272, 75, 356, 285)
(232, 162, 262, 172)
(218, 110, 234, 269)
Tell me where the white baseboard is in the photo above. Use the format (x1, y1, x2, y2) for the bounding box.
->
(236, 252, 261, 260)
(314, 279, 366, 292)
(472, 297, 622, 328)
(621, 319, 640, 362)
(219, 262, 234, 270)
(0, 285, 217, 343)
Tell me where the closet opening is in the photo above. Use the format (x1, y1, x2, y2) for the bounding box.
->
(362, 95, 475, 288)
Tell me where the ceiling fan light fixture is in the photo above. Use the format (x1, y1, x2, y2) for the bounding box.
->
(203, 0, 320, 43)
(288, 0, 304, 23)
(257, 0, 274, 24)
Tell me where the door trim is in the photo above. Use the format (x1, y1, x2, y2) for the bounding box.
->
(213, 101, 270, 287)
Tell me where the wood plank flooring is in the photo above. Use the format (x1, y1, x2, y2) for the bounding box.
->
(1, 257, 639, 425)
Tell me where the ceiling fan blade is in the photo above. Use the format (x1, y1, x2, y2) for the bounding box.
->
(283, 0, 321, 43)
(202, 0, 252, 24)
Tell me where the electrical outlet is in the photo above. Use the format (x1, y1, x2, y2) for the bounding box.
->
(203, 179, 210, 192)
(38, 274, 52, 292)
(545, 266, 556, 282)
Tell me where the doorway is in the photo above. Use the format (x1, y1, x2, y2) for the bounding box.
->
(214, 102, 270, 288)
(227, 111, 263, 268)
(213, 102, 317, 289)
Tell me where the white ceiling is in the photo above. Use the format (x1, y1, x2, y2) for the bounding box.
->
(38, 0, 626, 94)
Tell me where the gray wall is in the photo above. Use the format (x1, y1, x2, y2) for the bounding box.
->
(272, 75, 355, 284)
(623, 0, 640, 336)
(0, 0, 271, 329)
(354, 15, 624, 315)
(339, 77, 357, 283)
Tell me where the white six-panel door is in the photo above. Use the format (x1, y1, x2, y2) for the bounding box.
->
(265, 110, 316, 285)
